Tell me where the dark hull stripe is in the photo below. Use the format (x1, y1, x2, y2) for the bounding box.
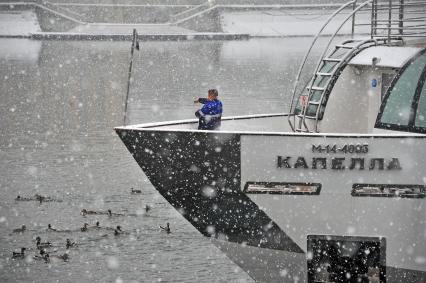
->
(116, 129, 303, 253)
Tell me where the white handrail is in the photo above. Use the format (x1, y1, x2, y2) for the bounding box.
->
(300, 0, 373, 132)
(287, 0, 357, 131)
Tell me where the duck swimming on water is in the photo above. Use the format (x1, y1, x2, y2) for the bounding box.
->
(43, 253, 50, 263)
(34, 249, 47, 260)
(46, 253, 69, 262)
(66, 239, 76, 249)
(56, 253, 69, 262)
(107, 209, 124, 217)
(36, 236, 52, 249)
(81, 209, 99, 216)
(114, 226, 123, 236)
(81, 223, 89, 232)
(47, 224, 58, 231)
(131, 187, 142, 194)
(12, 247, 26, 259)
(35, 194, 46, 204)
(160, 223, 171, 234)
(13, 225, 26, 233)
(15, 195, 32, 201)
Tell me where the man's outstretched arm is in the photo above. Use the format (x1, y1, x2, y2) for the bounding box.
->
(194, 97, 209, 104)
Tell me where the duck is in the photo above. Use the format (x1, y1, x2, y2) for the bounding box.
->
(131, 187, 142, 194)
(15, 195, 32, 201)
(107, 209, 123, 217)
(34, 249, 47, 260)
(47, 224, 58, 231)
(95, 221, 100, 228)
(36, 236, 52, 249)
(12, 247, 26, 259)
(43, 253, 50, 263)
(81, 209, 96, 216)
(81, 209, 104, 216)
(56, 253, 69, 261)
(145, 204, 151, 213)
(160, 222, 171, 234)
(114, 225, 123, 236)
(66, 239, 76, 249)
(50, 253, 69, 262)
(80, 223, 89, 232)
(13, 225, 26, 233)
(35, 194, 46, 204)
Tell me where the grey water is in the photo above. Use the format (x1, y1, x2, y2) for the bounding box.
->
(0, 37, 325, 282)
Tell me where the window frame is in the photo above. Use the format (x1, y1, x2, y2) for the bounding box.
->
(375, 49, 426, 134)
(244, 181, 321, 195)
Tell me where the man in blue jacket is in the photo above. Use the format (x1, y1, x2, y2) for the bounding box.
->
(194, 89, 222, 130)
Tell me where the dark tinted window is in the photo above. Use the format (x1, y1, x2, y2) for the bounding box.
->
(415, 82, 426, 128)
(376, 51, 426, 133)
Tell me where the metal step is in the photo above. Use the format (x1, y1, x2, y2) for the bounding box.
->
(316, 72, 332, 76)
(323, 57, 342, 62)
(335, 44, 355, 49)
(306, 86, 325, 91)
(297, 114, 317, 119)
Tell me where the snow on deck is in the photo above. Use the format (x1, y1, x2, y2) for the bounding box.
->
(349, 46, 423, 68)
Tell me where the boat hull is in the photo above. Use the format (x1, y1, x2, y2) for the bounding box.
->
(116, 128, 426, 282)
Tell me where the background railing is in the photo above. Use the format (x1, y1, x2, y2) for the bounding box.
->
(368, 0, 426, 41)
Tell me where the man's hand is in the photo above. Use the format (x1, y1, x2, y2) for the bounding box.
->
(193, 97, 199, 104)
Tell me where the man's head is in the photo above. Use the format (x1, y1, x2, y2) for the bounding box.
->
(207, 89, 218, 100)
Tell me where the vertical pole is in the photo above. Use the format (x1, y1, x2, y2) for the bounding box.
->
(388, 0, 392, 44)
(399, 0, 404, 39)
(351, 0, 357, 38)
(123, 29, 137, 126)
(371, 0, 376, 39)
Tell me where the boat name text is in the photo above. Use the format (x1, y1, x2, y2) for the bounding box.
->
(277, 156, 402, 170)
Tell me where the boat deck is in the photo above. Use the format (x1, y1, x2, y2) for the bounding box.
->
(122, 113, 294, 132)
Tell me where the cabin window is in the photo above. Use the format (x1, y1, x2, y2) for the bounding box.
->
(376, 50, 426, 133)
(244, 182, 321, 195)
(381, 73, 395, 100)
(415, 83, 426, 128)
(352, 184, 426, 198)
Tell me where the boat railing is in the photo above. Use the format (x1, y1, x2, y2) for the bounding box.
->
(369, 0, 426, 41)
(288, 0, 426, 132)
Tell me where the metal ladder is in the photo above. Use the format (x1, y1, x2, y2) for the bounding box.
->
(294, 38, 390, 133)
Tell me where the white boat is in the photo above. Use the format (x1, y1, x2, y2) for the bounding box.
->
(116, 1, 426, 282)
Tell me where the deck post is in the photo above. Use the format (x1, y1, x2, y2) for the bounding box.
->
(398, 0, 404, 39)
(352, 0, 357, 37)
(388, 0, 392, 44)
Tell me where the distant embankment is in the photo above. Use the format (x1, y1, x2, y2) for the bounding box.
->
(0, 1, 366, 39)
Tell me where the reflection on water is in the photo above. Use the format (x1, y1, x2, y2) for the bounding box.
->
(0, 37, 324, 282)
